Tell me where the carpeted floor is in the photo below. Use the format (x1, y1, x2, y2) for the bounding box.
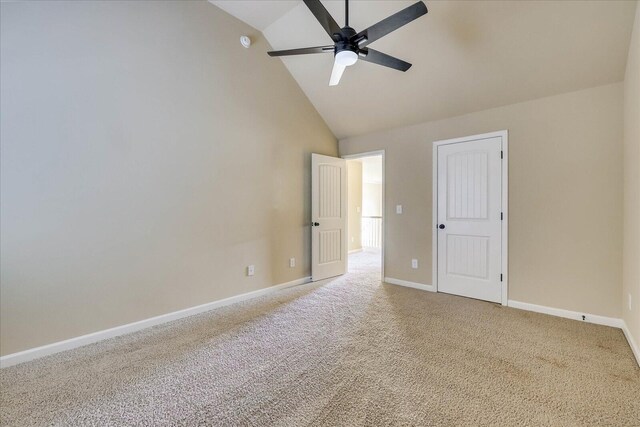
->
(1, 250, 639, 426)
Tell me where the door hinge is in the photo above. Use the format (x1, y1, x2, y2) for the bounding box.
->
(500, 274, 503, 282)
(501, 212, 503, 220)
(500, 150, 503, 159)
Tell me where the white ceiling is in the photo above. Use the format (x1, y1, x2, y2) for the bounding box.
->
(212, 1, 637, 139)
(210, 1, 299, 31)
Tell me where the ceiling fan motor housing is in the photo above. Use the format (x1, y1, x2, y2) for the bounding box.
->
(335, 27, 358, 54)
(338, 26, 356, 41)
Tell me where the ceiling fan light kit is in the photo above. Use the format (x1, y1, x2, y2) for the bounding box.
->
(335, 50, 358, 66)
(268, 0, 428, 86)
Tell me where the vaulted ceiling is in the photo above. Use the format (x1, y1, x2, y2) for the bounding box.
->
(211, 0, 637, 139)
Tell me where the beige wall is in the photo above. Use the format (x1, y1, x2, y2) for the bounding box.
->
(0, 1, 336, 356)
(623, 5, 640, 351)
(363, 183, 382, 217)
(340, 83, 623, 318)
(347, 161, 363, 252)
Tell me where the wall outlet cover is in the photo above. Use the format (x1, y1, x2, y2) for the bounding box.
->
(247, 265, 255, 276)
(289, 258, 296, 268)
(396, 205, 403, 214)
(411, 259, 418, 269)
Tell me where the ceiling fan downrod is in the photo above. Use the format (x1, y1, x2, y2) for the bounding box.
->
(345, 0, 349, 27)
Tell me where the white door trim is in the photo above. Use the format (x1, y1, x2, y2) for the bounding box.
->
(342, 150, 385, 280)
(432, 130, 508, 305)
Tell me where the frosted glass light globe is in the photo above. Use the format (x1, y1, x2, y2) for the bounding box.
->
(335, 50, 358, 66)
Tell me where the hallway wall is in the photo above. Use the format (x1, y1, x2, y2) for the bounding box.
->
(347, 160, 363, 252)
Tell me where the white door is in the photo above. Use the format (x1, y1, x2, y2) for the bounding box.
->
(312, 153, 347, 281)
(436, 136, 503, 303)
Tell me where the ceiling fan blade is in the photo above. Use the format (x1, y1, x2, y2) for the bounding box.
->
(358, 48, 412, 72)
(268, 45, 334, 57)
(329, 60, 346, 86)
(303, 0, 342, 42)
(352, 1, 427, 48)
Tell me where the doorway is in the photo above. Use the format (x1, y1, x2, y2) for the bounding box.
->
(344, 151, 384, 279)
(432, 131, 508, 305)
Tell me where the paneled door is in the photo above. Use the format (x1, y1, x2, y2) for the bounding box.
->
(311, 153, 347, 281)
(436, 135, 505, 303)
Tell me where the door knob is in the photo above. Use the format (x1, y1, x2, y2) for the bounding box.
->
(438, 224, 445, 229)
(313, 222, 320, 226)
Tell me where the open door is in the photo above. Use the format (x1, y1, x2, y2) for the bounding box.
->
(312, 153, 347, 281)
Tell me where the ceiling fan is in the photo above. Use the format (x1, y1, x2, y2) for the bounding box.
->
(267, 0, 428, 86)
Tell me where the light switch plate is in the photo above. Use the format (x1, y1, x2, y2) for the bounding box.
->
(247, 265, 255, 276)
(396, 205, 403, 214)
(412, 259, 418, 269)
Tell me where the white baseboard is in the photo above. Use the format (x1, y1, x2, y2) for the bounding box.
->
(621, 321, 640, 367)
(0, 276, 312, 369)
(348, 248, 363, 254)
(5, 277, 637, 370)
(384, 277, 435, 292)
(507, 300, 624, 328)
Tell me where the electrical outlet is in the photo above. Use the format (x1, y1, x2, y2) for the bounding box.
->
(247, 265, 255, 276)
(289, 258, 296, 268)
(396, 205, 403, 214)
(412, 259, 418, 269)
(629, 293, 633, 311)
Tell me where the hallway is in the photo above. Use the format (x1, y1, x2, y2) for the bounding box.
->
(348, 248, 381, 274)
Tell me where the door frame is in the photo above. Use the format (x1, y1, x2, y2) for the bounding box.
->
(342, 150, 385, 280)
(432, 130, 508, 305)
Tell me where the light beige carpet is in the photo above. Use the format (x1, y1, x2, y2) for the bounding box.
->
(1, 250, 639, 426)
